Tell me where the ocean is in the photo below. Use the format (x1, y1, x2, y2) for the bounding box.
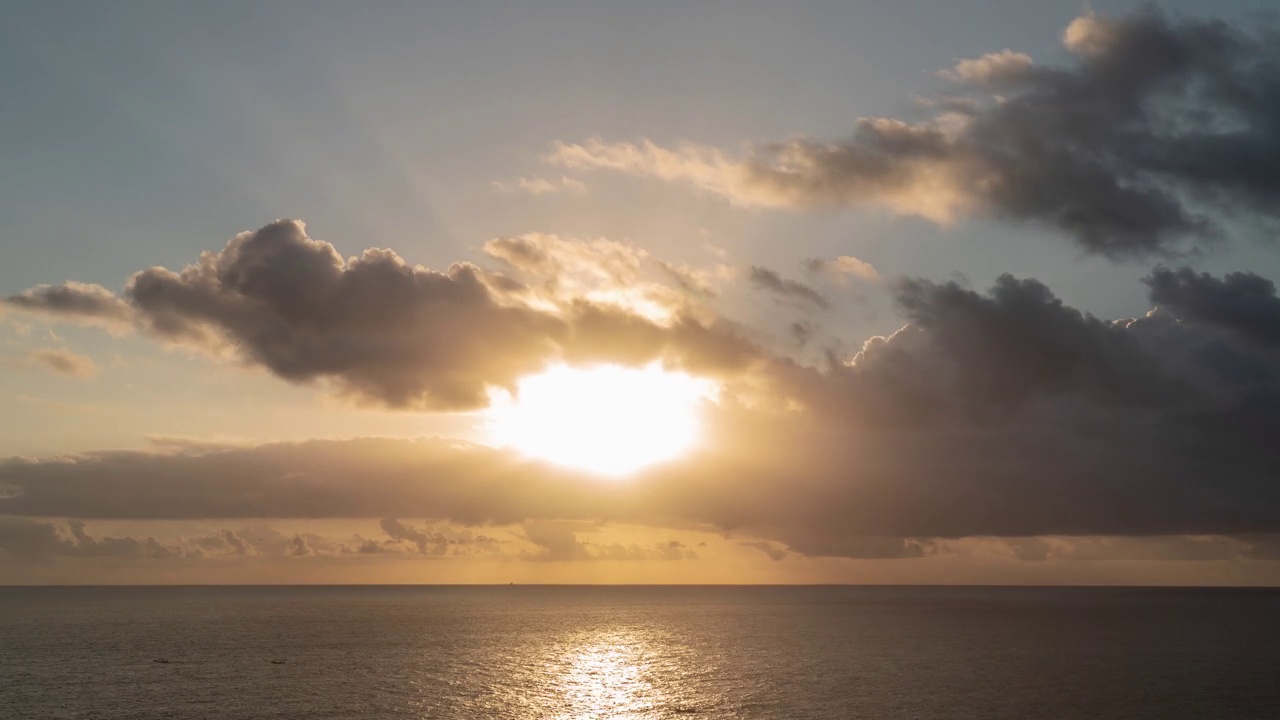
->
(2, 586, 1277, 719)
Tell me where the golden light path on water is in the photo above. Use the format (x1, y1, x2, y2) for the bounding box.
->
(548, 633, 661, 718)
(525, 629, 717, 719)
(486, 362, 719, 477)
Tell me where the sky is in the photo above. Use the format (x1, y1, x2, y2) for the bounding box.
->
(2, 0, 1280, 585)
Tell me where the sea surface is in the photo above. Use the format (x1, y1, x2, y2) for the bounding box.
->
(2, 585, 1278, 719)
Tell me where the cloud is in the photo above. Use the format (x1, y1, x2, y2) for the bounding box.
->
(187, 529, 258, 557)
(483, 232, 648, 298)
(379, 518, 450, 556)
(285, 534, 316, 557)
(3, 282, 132, 328)
(551, 9, 1280, 257)
(481, 232, 728, 316)
(491, 175, 588, 197)
(882, 273, 1179, 412)
(748, 267, 828, 311)
(740, 536, 935, 564)
(0, 518, 302, 561)
(803, 256, 880, 284)
(28, 349, 98, 378)
(938, 49, 1034, 87)
(252, 520, 500, 560)
(0, 517, 502, 563)
(0, 437, 587, 522)
(0, 517, 179, 560)
(1145, 267, 1280, 349)
(4, 221, 758, 409)
(789, 321, 816, 348)
(550, 137, 744, 201)
(999, 534, 1280, 563)
(521, 521, 696, 561)
(736, 272, 1280, 546)
(653, 261, 719, 299)
(3, 263, 1280, 561)
(522, 521, 593, 561)
(739, 540, 788, 561)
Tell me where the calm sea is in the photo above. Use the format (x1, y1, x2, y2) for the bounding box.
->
(2, 586, 1278, 719)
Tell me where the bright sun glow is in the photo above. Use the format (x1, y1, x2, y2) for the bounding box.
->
(487, 362, 717, 476)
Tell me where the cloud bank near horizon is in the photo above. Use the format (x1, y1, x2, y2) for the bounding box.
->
(4, 260, 1280, 562)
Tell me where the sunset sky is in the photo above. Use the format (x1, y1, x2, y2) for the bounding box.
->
(3, 0, 1280, 585)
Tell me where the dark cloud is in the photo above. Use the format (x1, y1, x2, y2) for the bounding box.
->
(4, 221, 758, 409)
(379, 518, 450, 556)
(0, 517, 178, 560)
(0, 438, 613, 523)
(0, 517, 501, 563)
(999, 534, 1280, 563)
(121, 220, 565, 409)
(739, 540, 788, 561)
(1145, 267, 1280, 348)
(749, 267, 828, 311)
(884, 274, 1181, 413)
(554, 9, 1280, 257)
(725, 272, 1280, 544)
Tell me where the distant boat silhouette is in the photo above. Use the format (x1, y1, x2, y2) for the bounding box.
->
(152, 658, 169, 664)
(271, 659, 286, 664)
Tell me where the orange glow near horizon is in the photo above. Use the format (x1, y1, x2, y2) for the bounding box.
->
(486, 362, 717, 476)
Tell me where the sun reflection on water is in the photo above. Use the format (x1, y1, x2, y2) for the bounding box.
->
(544, 632, 663, 720)
(471, 625, 719, 719)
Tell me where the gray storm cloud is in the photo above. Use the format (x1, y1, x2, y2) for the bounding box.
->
(552, 9, 1280, 257)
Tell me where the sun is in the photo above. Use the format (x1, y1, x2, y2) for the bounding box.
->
(486, 362, 717, 476)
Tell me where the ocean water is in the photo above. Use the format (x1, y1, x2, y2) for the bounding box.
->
(2, 586, 1278, 719)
